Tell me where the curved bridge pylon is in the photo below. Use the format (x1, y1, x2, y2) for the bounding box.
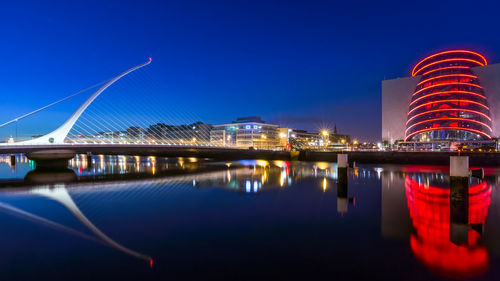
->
(20, 58, 152, 145)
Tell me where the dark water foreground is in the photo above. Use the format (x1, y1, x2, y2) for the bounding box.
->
(0, 155, 500, 280)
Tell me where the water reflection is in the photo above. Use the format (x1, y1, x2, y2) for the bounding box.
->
(1, 155, 499, 280)
(382, 167, 496, 279)
(0, 157, 356, 271)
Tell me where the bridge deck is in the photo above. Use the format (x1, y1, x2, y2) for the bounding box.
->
(3, 144, 500, 165)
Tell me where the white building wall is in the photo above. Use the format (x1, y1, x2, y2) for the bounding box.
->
(472, 64, 500, 138)
(381, 76, 420, 143)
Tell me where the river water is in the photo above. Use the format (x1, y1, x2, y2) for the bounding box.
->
(0, 154, 499, 280)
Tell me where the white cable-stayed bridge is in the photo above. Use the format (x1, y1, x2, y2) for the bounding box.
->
(0, 58, 290, 161)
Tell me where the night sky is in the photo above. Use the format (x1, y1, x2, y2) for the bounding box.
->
(2, 0, 500, 141)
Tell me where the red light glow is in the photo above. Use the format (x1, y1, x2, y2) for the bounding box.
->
(412, 50, 487, 76)
(413, 58, 485, 76)
(404, 126, 491, 141)
(405, 117, 492, 134)
(417, 74, 477, 86)
(412, 82, 483, 97)
(406, 108, 492, 124)
(409, 91, 486, 107)
(421, 66, 470, 76)
(405, 176, 491, 278)
(408, 99, 489, 115)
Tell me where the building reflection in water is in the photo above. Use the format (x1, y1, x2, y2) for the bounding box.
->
(0, 154, 31, 174)
(0, 158, 355, 266)
(406, 175, 491, 278)
(382, 167, 495, 279)
(1, 156, 359, 215)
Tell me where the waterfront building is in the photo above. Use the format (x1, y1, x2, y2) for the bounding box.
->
(126, 126, 146, 140)
(278, 128, 292, 148)
(210, 117, 279, 149)
(146, 122, 212, 143)
(288, 127, 351, 150)
(382, 50, 500, 149)
(289, 129, 322, 148)
(328, 125, 351, 144)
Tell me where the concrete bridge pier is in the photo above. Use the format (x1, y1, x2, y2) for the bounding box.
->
(337, 154, 348, 185)
(10, 154, 15, 167)
(86, 152, 93, 171)
(449, 156, 470, 245)
(337, 179, 348, 213)
(337, 154, 354, 213)
(26, 149, 76, 169)
(336, 176, 355, 214)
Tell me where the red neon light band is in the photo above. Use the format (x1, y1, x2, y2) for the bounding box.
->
(421, 66, 470, 77)
(412, 58, 485, 76)
(405, 117, 492, 134)
(405, 127, 491, 141)
(412, 50, 487, 76)
(408, 99, 489, 115)
(406, 108, 492, 124)
(413, 82, 483, 97)
(417, 74, 477, 86)
(409, 91, 486, 107)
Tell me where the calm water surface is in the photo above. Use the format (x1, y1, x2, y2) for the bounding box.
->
(0, 154, 500, 280)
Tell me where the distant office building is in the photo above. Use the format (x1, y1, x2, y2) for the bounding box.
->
(287, 126, 351, 149)
(382, 50, 500, 146)
(126, 126, 146, 139)
(146, 122, 212, 142)
(328, 125, 351, 144)
(210, 116, 279, 149)
(278, 128, 292, 147)
(288, 129, 322, 148)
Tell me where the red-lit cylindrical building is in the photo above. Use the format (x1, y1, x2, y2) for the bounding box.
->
(405, 50, 492, 141)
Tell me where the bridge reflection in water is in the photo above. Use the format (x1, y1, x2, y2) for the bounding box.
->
(0, 158, 345, 268)
(0, 157, 499, 279)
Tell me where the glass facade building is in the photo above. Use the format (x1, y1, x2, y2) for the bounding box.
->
(405, 50, 492, 142)
(210, 117, 279, 149)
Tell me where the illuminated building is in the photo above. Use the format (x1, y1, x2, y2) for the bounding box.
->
(288, 129, 322, 148)
(406, 51, 491, 141)
(210, 117, 279, 149)
(328, 125, 351, 144)
(382, 49, 500, 146)
(210, 117, 351, 149)
(278, 128, 292, 148)
(145, 122, 212, 142)
(287, 126, 351, 149)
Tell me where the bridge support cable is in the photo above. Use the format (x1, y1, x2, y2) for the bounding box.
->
(14, 59, 152, 145)
(0, 79, 111, 130)
(2, 56, 214, 146)
(105, 68, 209, 144)
(0, 201, 104, 243)
(64, 68, 201, 145)
(32, 186, 153, 263)
(108, 71, 202, 144)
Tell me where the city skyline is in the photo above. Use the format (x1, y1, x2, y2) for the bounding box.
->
(4, 2, 500, 280)
(3, 1, 500, 141)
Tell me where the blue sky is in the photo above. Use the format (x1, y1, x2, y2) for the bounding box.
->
(2, 0, 500, 141)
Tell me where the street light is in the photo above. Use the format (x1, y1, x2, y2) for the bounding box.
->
(321, 130, 329, 149)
